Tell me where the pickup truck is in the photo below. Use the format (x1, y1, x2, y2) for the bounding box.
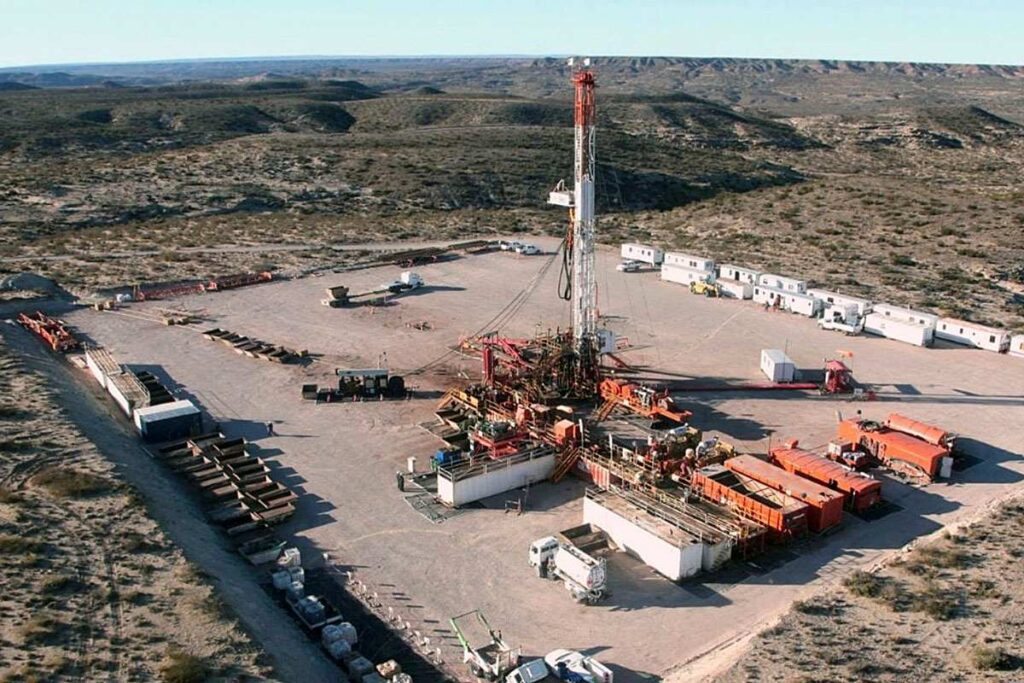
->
(382, 271, 424, 293)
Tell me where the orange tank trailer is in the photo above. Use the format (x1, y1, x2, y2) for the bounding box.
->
(837, 419, 948, 480)
(769, 444, 882, 513)
(725, 455, 845, 532)
(691, 468, 810, 538)
(884, 413, 953, 451)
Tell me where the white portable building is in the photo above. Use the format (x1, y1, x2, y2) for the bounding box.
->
(718, 264, 760, 285)
(807, 289, 873, 316)
(717, 280, 753, 300)
(1009, 335, 1024, 358)
(664, 251, 715, 272)
(753, 286, 821, 317)
(620, 243, 664, 266)
(661, 264, 712, 287)
(863, 312, 934, 347)
(760, 349, 796, 383)
(935, 318, 1011, 352)
(757, 273, 806, 294)
(436, 447, 555, 507)
(133, 400, 202, 442)
(871, 303, 938, 328)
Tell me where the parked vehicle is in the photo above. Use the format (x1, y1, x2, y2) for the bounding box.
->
(616, 260, 642, 273)
(528, 535, 607, 604)
(689, 281, 720, 297)
(818, 303, 864, 335)
(500, 240, 524, 252)
(382, 271, 424, 293)
(516, 244, 541, 255)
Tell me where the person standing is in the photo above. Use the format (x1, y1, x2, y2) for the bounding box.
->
(266, 421, 275, 437)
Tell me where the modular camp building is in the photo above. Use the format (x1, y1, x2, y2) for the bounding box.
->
(935, 318, 1011, 352)
(620, 243, 664, 266)
(864, 304, 938, 347)
(761, 349, 796, 383)
(661, 264, 713, 287)
(717, 280, 753, 300)
(871, 304, 939, 328)
(807, 289, 873, 317)
(718, 264, 760, 285)
(753, 286, 821, 317)
(757, 273, 807, 294)
(1010, 334, 1024, 359)
(664, 251, 715, 272)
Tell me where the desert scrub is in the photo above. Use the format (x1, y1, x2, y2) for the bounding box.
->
(31, 467, 110, 498)
(160, 647, 208, 683)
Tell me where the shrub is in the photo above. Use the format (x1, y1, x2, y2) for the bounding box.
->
(910, 586, 957, 620)
(0, 533, 42, 554)
(970, 646, 1011, 671)
(844, 571, 883, 598)
(31, 467, 110, 498)
(160, 648, 208, 683)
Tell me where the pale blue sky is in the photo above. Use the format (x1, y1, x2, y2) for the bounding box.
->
(2, 0, 1021, 68)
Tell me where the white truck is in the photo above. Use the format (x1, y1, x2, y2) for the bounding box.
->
(451, 611, 614, 683)
(529, 535, 607, 604)
(818, 303, 864, 335)
(382, 271, 424, 293)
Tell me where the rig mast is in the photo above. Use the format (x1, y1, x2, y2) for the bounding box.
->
(549, 57, 601, 391)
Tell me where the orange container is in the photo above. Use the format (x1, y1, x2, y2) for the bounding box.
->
(725, 455, 845, 532)
(885, 413, 950, 450)
(553, 419, 580, 446)
(691, 469, 809, 537)
(770, 446, 882, 513)
(838, 420, 946, 479)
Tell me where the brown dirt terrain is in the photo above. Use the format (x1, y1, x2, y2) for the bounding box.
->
(714, 498, 1024, 682)
(0, 343, 267, 682)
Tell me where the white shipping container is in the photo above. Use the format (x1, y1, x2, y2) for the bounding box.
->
(864, 312, 934, 347)
(661, 264, 712, 287)
(620, 243, 664, 266)
(753, 286, 821, 317)
(807, 289, 873, 316)
(664, 251, 715, 272)
(757, 273, 806, 294)
(935, 318, 1010, 352)
(717, 279, 753, 300)
(583, 496, 703, 581)
(133, 400, 201, 439)
(760, 349, 796, 383)
(1009, 334, 1024, 358)
(872, 303, 938, 328)
(718, 264, 760, 285)
(436, 451, 555, 507)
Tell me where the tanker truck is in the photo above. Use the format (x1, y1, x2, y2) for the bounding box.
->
(528, 534, 607, 605)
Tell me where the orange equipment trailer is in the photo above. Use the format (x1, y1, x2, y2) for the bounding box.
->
(17, 311, 79, 352)
(769, 443, 882, 513)
(837, 419, 950, 480)
(691, 466, 809, 539)
(725, 455, 845, 532)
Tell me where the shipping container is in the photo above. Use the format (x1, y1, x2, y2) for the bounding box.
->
(752, 286, 821, 317)
(133, 400, 202, 443)
(769, 446, 882, 513)
(757, 273, 806, 294)
(1010, 334, 1024, 359)
(807, 289, 873, 316)
(691, 467, 809, 538)
(725, 455, 845, 532)
(760, 349, 796, 383)
(718, 264, 760, 285)
(664, 251, 715, 272)
(620, 243, 664, 266)
(660, 264, 712, 287)
(436, 446, 555, 507)
(583, 492, 704, 581)
(935, 318, 1010, 352)
(717, 279, 753, 300)
(863, 313, 934, 347)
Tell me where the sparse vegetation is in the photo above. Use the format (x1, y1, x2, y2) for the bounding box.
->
(160, 648, 209, 683)
(31, 467, 110, 498)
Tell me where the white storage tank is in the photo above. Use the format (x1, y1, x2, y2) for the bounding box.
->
(935, 318, 1010, 352)
(757, 273, 806, 294)
(664, 251, 715, 272)
(863, 312, 934, 347)
(717, 280, 753, 300)
(807, 289, 873, 316)
(661, 264, 712, 287)
(133, 400, 202, 442)
(718, 264, 760, 285)
(1010, 334, 1024, 358)
(760, 349, 796, 383)
(620, 243, 664, 266)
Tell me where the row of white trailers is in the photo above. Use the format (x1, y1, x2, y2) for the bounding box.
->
(84, 347, 203, 442)
(621, 243, 1024, 354)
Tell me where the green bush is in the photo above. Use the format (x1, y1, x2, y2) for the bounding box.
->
(160, 648, 209, 683)
(31, 467, 110, 498)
